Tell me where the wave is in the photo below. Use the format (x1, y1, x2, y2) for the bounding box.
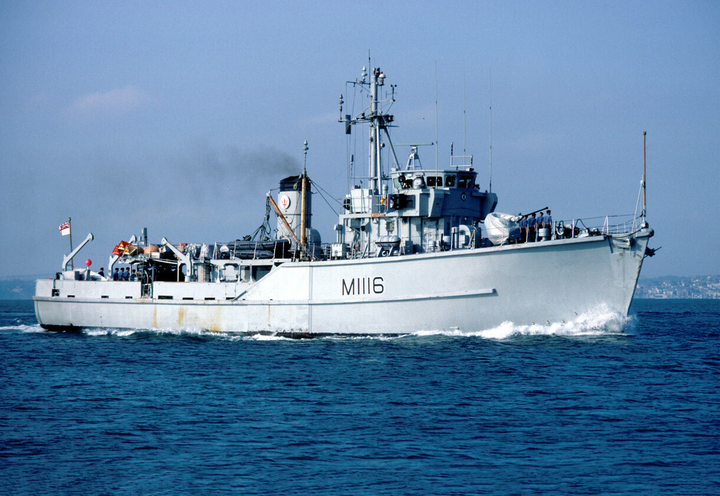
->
(81, 326, 245, 341)
(414, 307, 631, 340)
(2, 324, 47, 333)
(241, 308, 631, 341)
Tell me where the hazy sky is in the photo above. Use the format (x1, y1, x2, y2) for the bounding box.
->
(1, 0, 718, 279)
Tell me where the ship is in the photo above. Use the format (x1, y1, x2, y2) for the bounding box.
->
(33, 66, 654, 335)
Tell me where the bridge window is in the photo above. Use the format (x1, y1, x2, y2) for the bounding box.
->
(458, 174, 474, 188)
(445, 175, 456, 187)
(427, 176, 443, 187)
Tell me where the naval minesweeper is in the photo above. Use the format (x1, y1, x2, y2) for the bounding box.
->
(34, 66, 654, 334)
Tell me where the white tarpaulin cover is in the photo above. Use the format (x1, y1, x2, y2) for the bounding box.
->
(485, 212, 521, 245)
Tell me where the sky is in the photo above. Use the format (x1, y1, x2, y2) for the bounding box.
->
(1, 0, 718, 279)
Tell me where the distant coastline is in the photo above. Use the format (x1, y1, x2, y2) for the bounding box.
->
(635, 275, 720, 299)
(0, 278, 38, 301)
(3, 274, 719, 301)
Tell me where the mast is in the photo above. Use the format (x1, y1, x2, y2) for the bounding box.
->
(368, 67, 385, 192)
(435, 61, 439, 169)
(642, 131, 647, 219)
(489, 69, 493, 193)
(339, 66, 394, 193)
(463, 72, 466, 159)
(300, 140, 309, 249)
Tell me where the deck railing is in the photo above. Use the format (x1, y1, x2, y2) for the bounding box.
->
(557, 213, 641, 238)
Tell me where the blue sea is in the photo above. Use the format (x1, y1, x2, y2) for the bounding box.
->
(1, 299, 718, 495)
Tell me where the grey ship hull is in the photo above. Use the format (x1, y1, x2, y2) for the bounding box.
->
(34, 229, 652, 335)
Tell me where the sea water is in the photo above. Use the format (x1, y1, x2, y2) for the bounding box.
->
(0, 299, 718, 495)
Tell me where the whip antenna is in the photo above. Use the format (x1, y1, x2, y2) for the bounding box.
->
(489, 69, 493, 193)
(463, 72, 467, 158)
(435, 61, 439, 170)
(643, 131, 647, 219)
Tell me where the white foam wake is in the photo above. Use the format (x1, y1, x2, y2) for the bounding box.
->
(8, 324, 47, 333)
(81, 326, 243, 340)
(244, 332, 295, 341)
(414, 307, 631, 340)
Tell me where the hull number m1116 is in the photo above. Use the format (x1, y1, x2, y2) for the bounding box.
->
(342, 277, 384, 296)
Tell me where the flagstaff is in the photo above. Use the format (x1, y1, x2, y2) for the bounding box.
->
(59, 218, 73, 269)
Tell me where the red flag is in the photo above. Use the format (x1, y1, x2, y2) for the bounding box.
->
(59, 221, 70, 236)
